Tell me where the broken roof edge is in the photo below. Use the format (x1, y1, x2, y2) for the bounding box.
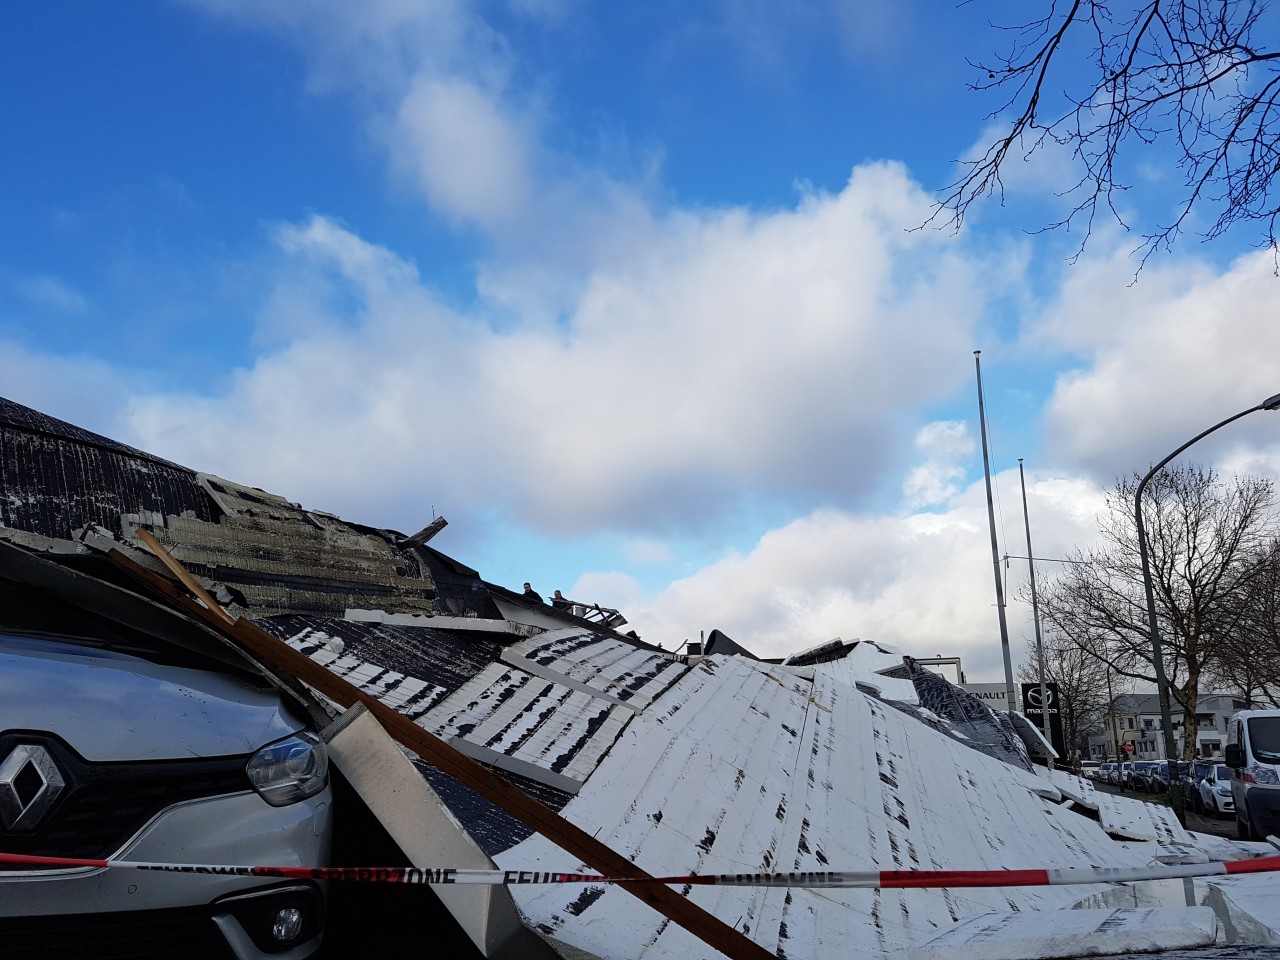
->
(0, 395, 501, 621)
(0, 395, 193, 473)
(486, 582, 665, 652)
(1009, 709, 1061, 761)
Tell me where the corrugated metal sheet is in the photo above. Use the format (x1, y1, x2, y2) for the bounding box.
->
(810, 643, 919, 704)
(908, 907, 1218, 959)
(503, 629, 687, 710)
(1040, 767, 1193, 844)
(496, 656, 1198, 959)
(260, 616, 510, 718)
(258, 614, 578, 855)
(261, 617, 656, 798)
(280, 624, 450, 720)
(251, 614, 1216, 958)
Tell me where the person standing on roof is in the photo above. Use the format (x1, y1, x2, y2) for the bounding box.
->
(522, 582, 545, 603)
(551, 589, 571, 611)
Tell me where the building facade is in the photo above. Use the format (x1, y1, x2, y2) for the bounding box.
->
(1088, 693, 1254, 760)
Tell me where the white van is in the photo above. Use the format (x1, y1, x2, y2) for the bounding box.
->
(1226, 709, 1280, 840)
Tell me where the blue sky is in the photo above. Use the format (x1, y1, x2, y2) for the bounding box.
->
(4, 1, 1280, 678)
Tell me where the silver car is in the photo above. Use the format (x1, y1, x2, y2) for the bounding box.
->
(0, 631, 332, 959)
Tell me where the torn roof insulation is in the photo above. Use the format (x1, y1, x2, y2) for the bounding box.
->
(0, 396, 496, 621)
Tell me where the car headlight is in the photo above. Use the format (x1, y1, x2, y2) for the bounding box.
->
(1246, 764, 1278, 785)
(1216, 784, 1232, 796)
(246, 732, 328, 806)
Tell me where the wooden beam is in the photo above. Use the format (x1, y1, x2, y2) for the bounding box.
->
(399, 515, 448, 548)
(133, 527, 235, 625)
(108, 544, 774, 960)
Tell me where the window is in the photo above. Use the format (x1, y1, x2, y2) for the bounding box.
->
(1143, 719, 1154, 729)
(1246, 717, 1280, 763)
(1127, 718, 1134, 729)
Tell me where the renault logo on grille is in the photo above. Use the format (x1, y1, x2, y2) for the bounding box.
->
(0, 744, 66, 831)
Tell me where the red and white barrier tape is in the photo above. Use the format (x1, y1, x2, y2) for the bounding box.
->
(3, 852, 1279, 889)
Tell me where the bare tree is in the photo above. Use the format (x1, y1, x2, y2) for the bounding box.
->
(1036, 465, 1277, 757)
(1017, 627, 1111, 759)
(942, 1, 1280, 266)
(1214, 538, 1280, 703)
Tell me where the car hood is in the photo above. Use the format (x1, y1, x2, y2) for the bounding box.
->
(0, 634, 307, 761)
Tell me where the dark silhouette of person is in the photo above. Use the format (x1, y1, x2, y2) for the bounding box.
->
(522, 582, 545, 603)
(551, 589, 571, 611)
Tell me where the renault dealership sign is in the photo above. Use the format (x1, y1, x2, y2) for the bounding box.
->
(960, 683, 1013, 713)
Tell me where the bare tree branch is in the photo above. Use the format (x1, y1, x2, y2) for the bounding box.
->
(937, 1, 1280, 270)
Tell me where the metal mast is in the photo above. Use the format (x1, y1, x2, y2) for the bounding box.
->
(974, 351, 1016, 711)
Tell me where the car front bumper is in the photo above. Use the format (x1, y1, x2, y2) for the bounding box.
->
(0, 789, 331, 959)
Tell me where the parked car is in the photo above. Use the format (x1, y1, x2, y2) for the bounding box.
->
(1227, 709, 1280, 840)
(1182, 760, 1217, 814)
(1130, 760, 1158, 792)
(1197, 763, 1236, 818)
(1146, 760, 1184, 794)
(1078, 760, 1101, 779)
(1119, 760, 1135, 788)
(1162, 762, 1187, 793)
(0, 629, 332, 958)
(1098, 762, 1117, 785)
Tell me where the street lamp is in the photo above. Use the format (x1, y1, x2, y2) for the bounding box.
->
(1135, 391, 1280, 824)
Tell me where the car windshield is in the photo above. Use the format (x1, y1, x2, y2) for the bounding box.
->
(1247, 716, 1280, 763)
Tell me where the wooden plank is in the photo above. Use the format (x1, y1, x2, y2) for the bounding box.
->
(107, 544, 774, 960)
(134, 526, 235, 625)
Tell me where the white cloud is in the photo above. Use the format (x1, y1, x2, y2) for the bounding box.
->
(569, 570, 642, 618)
(134, 0, 1280, 665)
(26, 0, 1276, 674)
(1035, 247, 1280, 481)
(903, 419, 974, 506)
(389, 76, 534, 228)
(121, 161, 986, 536)
(192, 0, 550, 242)
(614, 469, 1106, 678)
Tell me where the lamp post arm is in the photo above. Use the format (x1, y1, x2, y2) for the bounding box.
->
(1135, 401, 1274, 504)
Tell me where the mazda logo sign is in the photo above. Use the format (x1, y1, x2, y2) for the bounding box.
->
(0, 744, 66, 831)
(1025, 686, 1055, 709)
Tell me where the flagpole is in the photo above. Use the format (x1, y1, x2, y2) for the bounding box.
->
(974, 351, 1016, 712)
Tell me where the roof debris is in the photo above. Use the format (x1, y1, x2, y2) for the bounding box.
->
(4, 392, 1280, 960)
